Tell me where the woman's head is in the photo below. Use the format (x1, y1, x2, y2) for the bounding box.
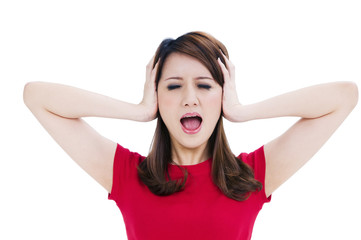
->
(153, 32, 230, 152)
(153, 31, 229, 88)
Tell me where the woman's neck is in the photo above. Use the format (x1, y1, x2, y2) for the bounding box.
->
(170, 141, 210, 166)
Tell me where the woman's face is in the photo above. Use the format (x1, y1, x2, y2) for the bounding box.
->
(157, 53, 223, 150)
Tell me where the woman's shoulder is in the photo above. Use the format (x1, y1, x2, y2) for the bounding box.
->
(114, 143, 146, 165)
(237, 145, 265, 169)
(237, 145, 271, 202)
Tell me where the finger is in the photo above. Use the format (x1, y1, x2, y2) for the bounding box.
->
(217, 57, 228, 73)
(150, 60, 159, 82)
(217, 57, 230, 81)
(219, 50, 229, 67)
(146, 55, 156, 77)
(146, 55, 157, 78)
(153, 57, 160, 70)
(219, 51, 235, 81)
(148, 55, 155, 67)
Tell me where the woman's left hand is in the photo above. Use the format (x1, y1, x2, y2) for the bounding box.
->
(217, 55, 242, 122)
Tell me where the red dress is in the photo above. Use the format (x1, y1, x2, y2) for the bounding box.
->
(108, 144, 271, 240)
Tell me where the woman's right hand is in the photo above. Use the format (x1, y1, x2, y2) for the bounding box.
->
(138, 56, 159, 122)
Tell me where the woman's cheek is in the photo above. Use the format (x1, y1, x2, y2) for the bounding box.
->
(158, 91, 178, 117)
(207, 92, 222, 112)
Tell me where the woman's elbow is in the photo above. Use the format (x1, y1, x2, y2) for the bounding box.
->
(343, 81, 359, 109)
(23, 81, 43, 109)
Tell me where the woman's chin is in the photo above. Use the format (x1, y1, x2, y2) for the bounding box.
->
(171, 135, 209, 151)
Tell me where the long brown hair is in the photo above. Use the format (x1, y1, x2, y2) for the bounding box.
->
(137, 32, 262, 201)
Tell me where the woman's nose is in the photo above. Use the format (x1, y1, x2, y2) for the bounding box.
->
(182, 85, 199, 107)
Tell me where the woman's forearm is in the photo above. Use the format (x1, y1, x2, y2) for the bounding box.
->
(23, 81, 148, 121)
(233, 81, 358, 122)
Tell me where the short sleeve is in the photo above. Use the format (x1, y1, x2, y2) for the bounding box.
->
(108, 144, 143, 203)
(239, 146, 271, 204)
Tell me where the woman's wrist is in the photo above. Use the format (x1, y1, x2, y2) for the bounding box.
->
(134, 103, 158, 122)
(223, 103, 246, 122)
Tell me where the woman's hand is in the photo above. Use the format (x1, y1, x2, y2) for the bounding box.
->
(139, 56, 159, 121)
(217, 55, 243, 122)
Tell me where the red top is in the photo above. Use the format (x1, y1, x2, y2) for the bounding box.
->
(108, 144, 271, 240)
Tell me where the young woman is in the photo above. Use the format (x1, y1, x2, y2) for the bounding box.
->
(23, 32, 358, 240)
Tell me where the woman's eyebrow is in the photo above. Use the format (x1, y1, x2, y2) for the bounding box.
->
(164, 76, 214, 81)
(195, 76, 214, 80)
(165, 77, 182, 81)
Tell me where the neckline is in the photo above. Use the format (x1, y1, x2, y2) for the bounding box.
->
(168, 157, 212, 175)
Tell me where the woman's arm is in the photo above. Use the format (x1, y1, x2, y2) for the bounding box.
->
(23, 58, 158, 193)
(227, 82, 358, 122)
(239, 82, 357, 197)
(218, 57, 358, 198)
(24, 82, 154, 121)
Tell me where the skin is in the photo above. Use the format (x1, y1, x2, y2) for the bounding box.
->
(218, 55, 358, 197)
(23, 53, 358, 198)
(157, 53, 223, 165)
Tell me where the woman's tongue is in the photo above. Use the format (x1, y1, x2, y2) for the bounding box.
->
(181, 117, 202, 130)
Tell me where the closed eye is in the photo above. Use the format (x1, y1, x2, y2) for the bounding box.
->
(198, 84, 211, 90)
(167, 85, 181, 90)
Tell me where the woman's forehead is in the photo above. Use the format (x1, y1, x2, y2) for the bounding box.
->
(161, 53, 212, 77)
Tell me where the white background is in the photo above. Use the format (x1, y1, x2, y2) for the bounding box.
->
(1, 0, 360, 239)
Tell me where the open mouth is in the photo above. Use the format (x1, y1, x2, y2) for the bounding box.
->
(180, 113, 203, 134)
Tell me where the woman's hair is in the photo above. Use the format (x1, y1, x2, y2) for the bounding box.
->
(137, 32, 262, 201)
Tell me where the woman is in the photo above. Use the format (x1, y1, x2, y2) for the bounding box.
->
(23, 32, 358, 239)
